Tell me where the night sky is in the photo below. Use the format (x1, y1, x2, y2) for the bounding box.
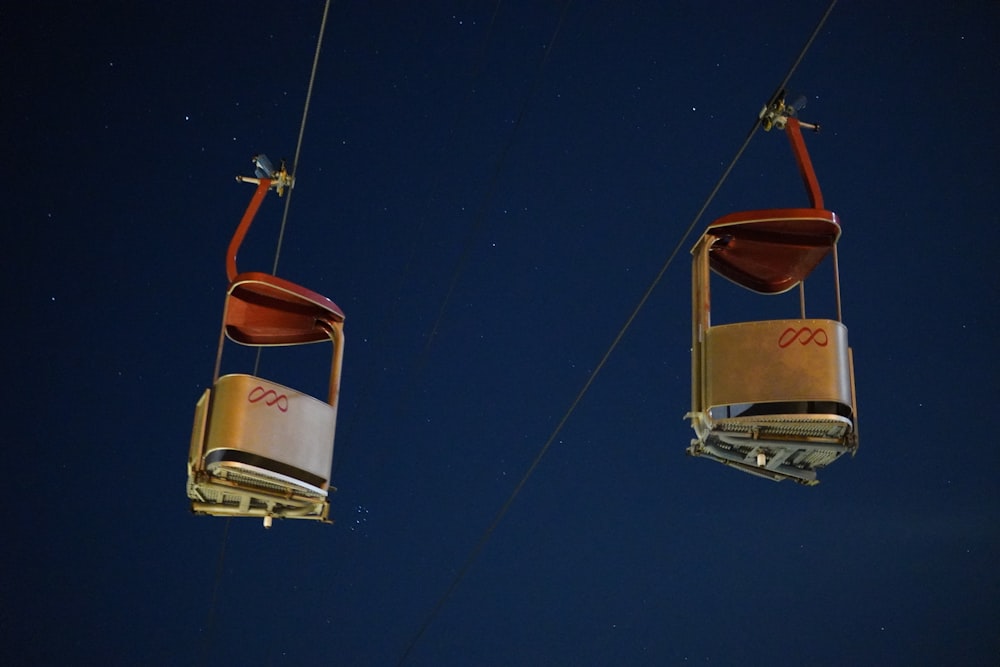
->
(6, 2, 999, 665)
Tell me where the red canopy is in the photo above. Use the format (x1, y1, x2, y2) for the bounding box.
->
(706, 208, 840, 294)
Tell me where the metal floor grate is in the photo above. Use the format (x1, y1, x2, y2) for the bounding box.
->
(714, 413, 852, 440)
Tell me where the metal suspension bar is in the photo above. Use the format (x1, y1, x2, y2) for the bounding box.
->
(832, 243, 843, 322)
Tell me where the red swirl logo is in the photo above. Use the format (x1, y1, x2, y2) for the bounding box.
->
(248, 385, 289, 412)
(778, 326, 828, 348)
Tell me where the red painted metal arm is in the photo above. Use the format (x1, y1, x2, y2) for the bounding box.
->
(226, 178, 272, 282)
(785, 117, 824, 209)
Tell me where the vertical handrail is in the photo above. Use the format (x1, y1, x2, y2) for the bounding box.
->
(690, 234, 713, 420)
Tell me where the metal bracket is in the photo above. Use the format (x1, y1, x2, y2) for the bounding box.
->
(235, 154, 295, 196)
(759, 93, 820, 133)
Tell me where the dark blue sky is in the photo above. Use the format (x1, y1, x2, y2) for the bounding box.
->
(5, 2, 999, 665)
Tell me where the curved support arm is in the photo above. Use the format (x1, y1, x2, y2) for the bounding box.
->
(226, 178, 272, 282)
(785, 117, 824, 209)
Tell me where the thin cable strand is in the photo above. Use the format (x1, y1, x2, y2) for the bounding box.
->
(394, 3, 573, 663)
(394, 1, 837, 663)
(273, 0, 333, 275)
(332, 0, 504, 478)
